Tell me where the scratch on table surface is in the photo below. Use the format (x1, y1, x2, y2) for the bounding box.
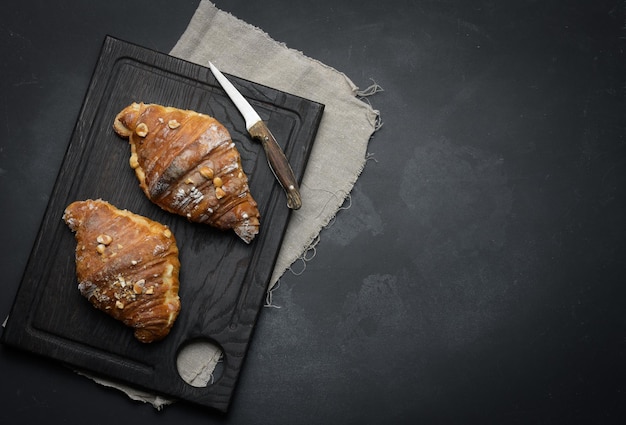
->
(13, 77, 39, 87)
(6, 27, 31, 43)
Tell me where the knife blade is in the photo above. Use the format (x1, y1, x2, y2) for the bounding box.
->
(208, 61, 302, 210)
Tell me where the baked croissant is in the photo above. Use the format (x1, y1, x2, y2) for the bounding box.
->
(63, 199, 181, 343)
(113, 102, 260, 243)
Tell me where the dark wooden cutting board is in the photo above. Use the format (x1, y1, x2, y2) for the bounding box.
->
(1, 36, 324, 412)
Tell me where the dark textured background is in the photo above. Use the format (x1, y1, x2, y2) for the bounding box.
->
(1, 0, 625, 423)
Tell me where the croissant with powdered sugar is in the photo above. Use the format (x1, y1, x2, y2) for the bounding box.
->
(113, 102, 260, 243)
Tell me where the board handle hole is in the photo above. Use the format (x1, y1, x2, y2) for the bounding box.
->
(176, 338, 224, 387)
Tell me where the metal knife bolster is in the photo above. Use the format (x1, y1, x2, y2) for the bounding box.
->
(248, 121, 302, 210)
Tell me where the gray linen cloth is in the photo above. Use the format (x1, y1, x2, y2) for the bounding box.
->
(171, 1, 380, 289)
(84, 0, 380, 408)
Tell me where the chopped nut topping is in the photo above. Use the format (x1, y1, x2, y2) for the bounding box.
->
(168, 119, 180, 129)
(133, 279, 145, 294)
(145, 286, 154, 295)
(200, 166, 214, 179)
(213, 176, 223, 188)
(135, 122, 149, 137)
(115, 300, 124, 309)
(97, 234, 113, 245)
(96, 244, 106, 255)
(215, 187, 226, 199)
(185, 177, 194, 185)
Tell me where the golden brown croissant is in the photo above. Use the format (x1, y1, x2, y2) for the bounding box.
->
(63, 199, 181, 343)
(113, 102, 260, 243)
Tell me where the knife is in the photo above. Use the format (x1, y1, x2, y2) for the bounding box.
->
(208, 61, 302, 210)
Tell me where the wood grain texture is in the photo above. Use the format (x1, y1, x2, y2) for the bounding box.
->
(1, 36, 324, 412)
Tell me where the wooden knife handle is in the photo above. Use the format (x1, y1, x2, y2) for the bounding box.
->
(249, 121, 302, 210)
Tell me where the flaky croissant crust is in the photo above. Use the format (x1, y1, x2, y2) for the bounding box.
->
(113, 102, 260, 243)
(63, 199, 181, 343)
